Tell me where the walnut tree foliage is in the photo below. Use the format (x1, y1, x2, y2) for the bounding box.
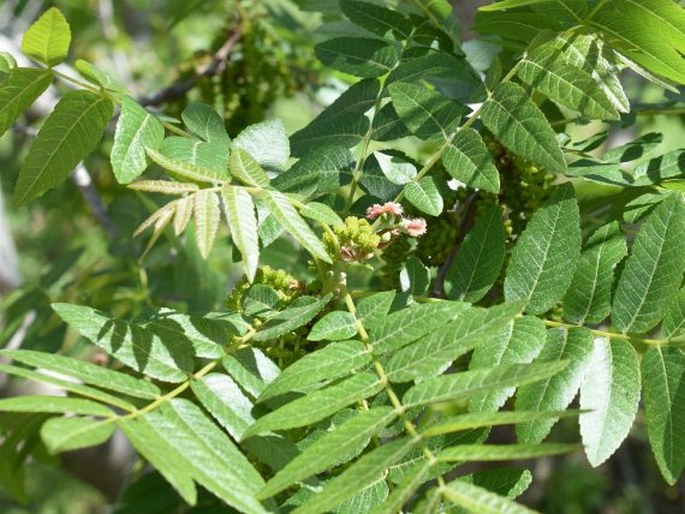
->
(1, 1, 685, 512)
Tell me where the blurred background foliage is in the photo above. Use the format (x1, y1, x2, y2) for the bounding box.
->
(0, 0, 683, 513)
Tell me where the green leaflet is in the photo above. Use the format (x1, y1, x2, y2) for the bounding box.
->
(234, 119, 289, 171)
(0, 68, 52, 138)
(580, 338, 640, 467)
(611, 193, 685, 334)
(308, 311, 358, 341)
(469, 316, 546, 413)
(399, 256, 430, 296)
(52, 303, 194, 383)
(375, 151, 417, 185)
(21, 7, 71, 67)
(111, 96, 164, 183)
(274, 145, 355, 196)
(14, 90, 113, 204)
(437, 443, 578, 462)
(316, 37, 399, 78)
(259, 407, 397, 498)
(40, 416, 115, 453)
(481, 82, 566, 171)
(222, 347, 281, 399)
(441, 128, 500, 194)
(423, 409, 577, 437)
(356, 291, 396, 330)
(75, 59, 125, 92)
(642, 347, 685, 485)
(0, 396, 113, 417)
(0, 348, 161, 399)
(290, 113, 369, 158)
(253, 294, 332, 342)
(230, 147, 270, 187)
(504, 183, 581, 314)
(181, 103, 229, 144)
(388, 82, 463, 141)
(258, 190, 332, 263)
(340, 0, 412, 38)
(479, 0, 570, 10)
(404, 176, 443, 216)
(371, 460, 432, 514)
(146, 147, 224, 184)
(292, 437, 418, 514)
(441, 479, 536, 514)
(457, 468, 532, 500)
(562, 221, 628, 325)
(663, 287, 685, 339)
(445, 203, 505, 302)
(515, 327, 594, 443)
(244, 373, 383, 437)
(403, 360, 568, 408)
(222, 186, 259, 281)
(193, 190, 221, 259)
(159, 137, 229, 179)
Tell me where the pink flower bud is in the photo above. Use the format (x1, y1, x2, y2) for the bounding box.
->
(366, 202, 404, 220)
(401, 217, 427, 237)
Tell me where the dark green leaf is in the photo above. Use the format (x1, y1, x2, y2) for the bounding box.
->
(316, 38, 399, 78)
(442, 128, 500, 194)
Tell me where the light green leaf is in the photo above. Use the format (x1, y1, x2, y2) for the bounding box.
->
(190, 373, 254, 440)
(193, 190, 221, 259)
(308, 311, 358, 341)
(118, 416, 197, 505)
(222, 186, 259, 281)
(445, 204, 505, 302)
(356, 291, 396, 331)
(146, 147, 224, 184)
(0, 52, 17, 73)
(259, 339, 371, 401)
(41, 416, 114, 453)
(663, 287, 685, 339)
(254, 294, 332, 342)
(642, 347, 685, 485)
(74, 59, 125, 92)
(442, 478, 536, 514)
(111, 96, 164, 183)
(222, 347, 280, 399)
(515, 327, 593, 443)
(243, 373, 383, 437)
(479, 0, 565, 10)
(504, 183, 581, 314)
(438, 443, 577, 462)
(374, 151, 416, 185)
(580, 338, 640, 467)
(388, 82, 463, 141)
(293, 437, 418, 514)
(442, 128, 500, 194)
(404, 176, 443, 216)
(230, 147, 270, 187)
(399, 256, 431, 296)
(0, 396, 112, 416)
(316, 38, 399, 78)
(14, 90, 113, 204)
(611, 194, 685, 334)
(404, 360, 568, 408)
(300, 202, 344, 227)
(468, 316, 546, 413)
(21, 7, 71, 67)
(128, 180, 198, 195)
(0, 349, 161, 399)
(371, 460, 432, 514)
(0, 68, 52, 138)
(481, 82, 565, 171)
(182, 103, 229, 144)
(159, 137, 229, 179)
(423, 410, 577, 437)
(260, 407, 397, 499)
(234, 119, 289, 171)
(258, 189, 332, 263)
(563, 222, 627, 325)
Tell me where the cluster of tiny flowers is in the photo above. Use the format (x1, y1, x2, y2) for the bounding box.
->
(365, 202, 427, 238)
(400, 217, 427, 237)
(366, 202, 404, 220)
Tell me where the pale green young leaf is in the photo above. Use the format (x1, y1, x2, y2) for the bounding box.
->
(0, 68, 52, 137)
(173, 196, 193, 235)
(504, 183, 581, 314)
(258, 189, 332, 263)
(111, 96, 164, 183)
(52, 303, 193, 383)
(404, 360, 569, 408)
(0, 396, 113, 417)
(145, 147, 223, 184)
(445, 203, 505, 302)
(0, 52, 17, 73)
(469, 316, 546, 413)
(438, 443, 577, 462)
(193, 190, 221, 259)
(118, 416, 197, 505)
(374, 151, 416, 185)
(481, 82, 565, 171)
(181, 103, 229, 144)
(580, 338, 640, 467)
(388, 82, 463, 141)
(21, 7, 71, 67)
(293, 437, 418, 514)
(41, 416, 115, 453)
(442, 128, 500, 194)
(516, 327, 593, 443)
(399, 256, 430, 296)
(244, 373, 383, 437)
(222, 186, 259, 281)
(159, 137, 229, 178)
(254, 294, 332, 342)
(479, 0, 566, 10)
(663, 288, 685, 339)
(404, 176, 443, 216)
(300, 202, 344, 227)
(563, 222, 628, 325)
(611, 194, 685, 334)
(14, 90, 113, 204)
(308, 311, 358, 341)
(423, 410, 577, 437)
(260, 407, 397, 499)
(127, 180, 198, 195)
(234, 119, 289, 171)
(230, 147, 270, 187)
(190, 373, 254, 441)
(340, 0, 412, 38)
(259, 340, 371, 401)
(74, 59, 125, 92)
(642, 347, 685, 485)
(442, 479, 536, 514)
(316, 38, 399, 78)
(0, 349, 161, 399)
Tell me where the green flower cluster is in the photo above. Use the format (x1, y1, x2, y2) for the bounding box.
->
(225, 265, 298, 312)
(324, 216, 380, 262)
